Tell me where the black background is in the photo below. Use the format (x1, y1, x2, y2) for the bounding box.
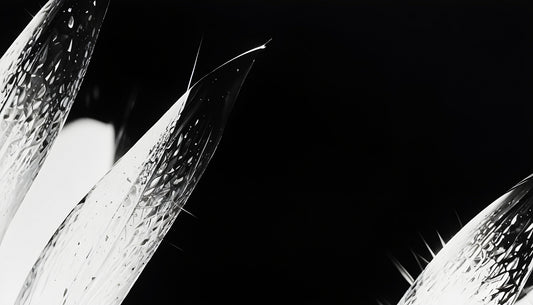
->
(2, 1, 533, 304)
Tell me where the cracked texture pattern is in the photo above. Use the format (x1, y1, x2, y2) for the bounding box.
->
(399, 175, 533, 305)
(15, 48, 261, 305)
(0, 0, 109, 242)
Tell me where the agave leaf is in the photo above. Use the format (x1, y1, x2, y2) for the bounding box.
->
(398, 175, 533, 305)
(0, 0, 109, 242)
(15, 45, 265, 305)
(0, 119, 115, 305)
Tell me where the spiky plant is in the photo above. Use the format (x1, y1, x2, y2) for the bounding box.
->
(0, 0, 265, 304)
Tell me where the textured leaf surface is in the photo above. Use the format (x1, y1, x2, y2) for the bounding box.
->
(0, 0, 109, 242)
(15, 46, 263, 305)
(399, 175, 533, 305)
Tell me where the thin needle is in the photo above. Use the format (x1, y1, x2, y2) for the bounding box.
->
(389, 255, 415, 285)
(188, 36, 204, 90)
